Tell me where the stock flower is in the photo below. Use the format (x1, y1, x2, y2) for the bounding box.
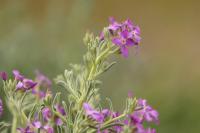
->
(43, 125, 54, 133)
(0, 71, 7, 81)
(13, 70, 24, 81)
(35, 71, 52, 89)
(106, 17, 141, 57)
(23, 79, 37, 90)
(137, 99, 159, 124)
(13, 70, 37, 91)
(83, 103, 104, 123)
(54, 104, 66, 125)
(55, 104, 66, 116)
(17, 126, 34, 133)
(112, 112, 123, 132)
(42, 107, 52, 121)
(16, 79, 37, 91)
(0, 98, 3, 116)
(32, 121, 42, 129)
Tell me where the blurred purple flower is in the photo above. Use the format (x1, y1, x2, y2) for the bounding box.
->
(13, 70, 24, 81)
(16, 79, 37, 91)
(32, 121, 42, 129)
(83, 103, 104, 123)
(0, 98, 3, 116)
(23, 79, 37, 90)
(43, 125, 54, 133)
(42, 107, 52, 121)
(17, 126, 34, 133)
(55, 104, 66, 116)
(35, 71, 52, 89)
(0, 71, 7, 81)
(137, 99, 159, 124)
(54, 104, 66, 126)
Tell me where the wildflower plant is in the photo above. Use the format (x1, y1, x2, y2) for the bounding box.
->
(0, 17, 159, 133)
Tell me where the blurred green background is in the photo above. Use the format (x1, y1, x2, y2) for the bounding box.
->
(0, 0, 200, 132)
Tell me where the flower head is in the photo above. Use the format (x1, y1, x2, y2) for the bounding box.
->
(42, 107, 52, 121)
(136, 99, 159, 124)
(16, 79, 37, 91)
(104, 17, 141, 57)
(17, 126, 34, 133)
(13, 70, 37, 91)
(0, 71, 7, 81)
(13, 70, 24, 81)
(43, 124, 54, 133)
(83, 103, 104, 123)
(35, 71, 52, 89)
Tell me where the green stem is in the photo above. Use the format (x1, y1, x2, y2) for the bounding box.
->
(103, 113, 126, 126)
(53, 111, 68, 124)
(88, 47, 111, 80)
(11, 116, 17, 133)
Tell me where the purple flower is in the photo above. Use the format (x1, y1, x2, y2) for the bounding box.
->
(101, 109, 111, 118)
(136, 99, 159, 124)
(13, 70, 24, 81)
(16, 79, 37, 91)
(111, 112, 123, 132)
(0, 71, 7, 81)
(35, 71, 52, 89)
(146, 128, 156, 133)
(55, 104, 66, 116)
(32, 121, 42, 129)
(105, 17, 141, 57)
(42, 107, 52, 121)
(55, 117, 63, 126)
(0, 98, 3, 116)
(43, 125, 54, 133)
(83, 103, 104, 123)
(17, 126, 34, 133)
(108, 17, 121, 33)
(23, 79, 37, 90)
(54, 104, 66, 126)
(13, 70, 37, 91)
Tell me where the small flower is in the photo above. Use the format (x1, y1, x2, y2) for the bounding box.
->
(101, 109, 111, 118)
(83, 103, 104, 123)
(0, 71, 7, 81)
(0, 98, 3, 116)
(42, 107, 52, 121)
(146, 128, 156, 133)
(104, 17, 141, 57)
(54, 104, 66, 125)
(16, 79, 37, 91)
(137, 99, 159, 124)
(54, 117, 63, 126)
(35, 71, 52, 89)
(43, 124, 54, 133)
(23, 79, 37, 90)
(55, 104, 66, 116)
(13, 70, 24, 81)
(32, 121, 42, 129)
(17, 126, 34, 133)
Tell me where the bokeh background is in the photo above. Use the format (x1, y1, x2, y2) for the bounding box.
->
(0, 0, 200, 132)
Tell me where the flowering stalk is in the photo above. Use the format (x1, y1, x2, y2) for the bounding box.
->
(0, 17, 159, 133)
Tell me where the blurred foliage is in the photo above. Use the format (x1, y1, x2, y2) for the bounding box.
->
(0, 0, 200, 132)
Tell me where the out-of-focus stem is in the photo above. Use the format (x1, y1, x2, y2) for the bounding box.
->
(11, 116, 17, 133)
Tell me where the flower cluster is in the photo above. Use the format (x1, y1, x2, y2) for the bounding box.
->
(13, 70, 37, 91)
(101, 17, 141, 57)
(18, 104, 66, 133)
(83, 97, 159, 133)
